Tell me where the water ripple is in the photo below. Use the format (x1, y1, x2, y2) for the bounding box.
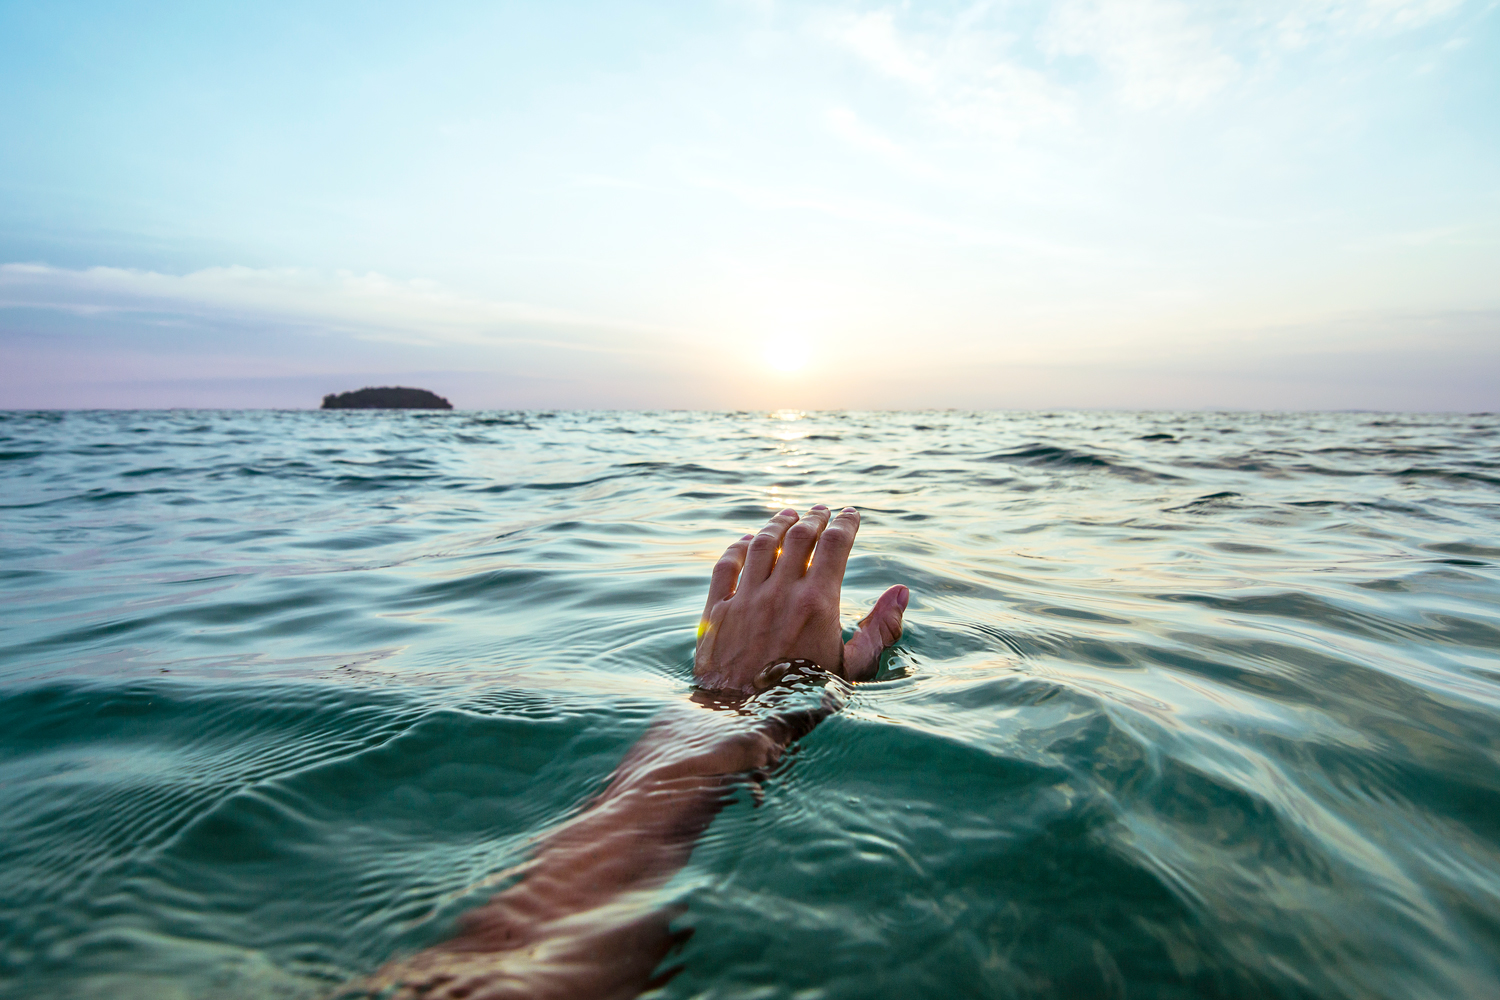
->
(1, 409, 1499, 999)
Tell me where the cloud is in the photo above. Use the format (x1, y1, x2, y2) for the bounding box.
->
(1042, 0, 1475, 104)
(1041, 0, 1240, 109)
(825, 105, 942, 177)
(0, 263, 674, 354)
(817, 8, 1073, 136)
(826, 8, 931, 86)
(0, 264, 737, 409)
(814, 0, 1475, 121)
(1275, 0, 1471, 46)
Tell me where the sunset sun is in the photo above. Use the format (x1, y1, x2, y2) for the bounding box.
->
(764, 338, 806, 373)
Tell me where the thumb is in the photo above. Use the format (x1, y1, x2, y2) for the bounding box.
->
(841, 585, 909, 683)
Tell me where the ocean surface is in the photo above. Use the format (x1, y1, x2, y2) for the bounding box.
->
(2, 409, 1499, 1000)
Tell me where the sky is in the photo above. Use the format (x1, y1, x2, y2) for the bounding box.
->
(1, 0, 1496, 410)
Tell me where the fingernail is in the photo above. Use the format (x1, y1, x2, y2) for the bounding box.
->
(812, 504, 829, 511)
(843, 507, 857, 514)
(896, 586, 909, 611)
(742, 534, 754, 541)
(781, 507, 797, 516)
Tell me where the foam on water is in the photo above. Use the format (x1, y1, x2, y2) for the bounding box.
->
(2, 409, 1498, 999)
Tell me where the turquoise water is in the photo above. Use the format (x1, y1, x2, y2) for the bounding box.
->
(2, 409, 1499, 999)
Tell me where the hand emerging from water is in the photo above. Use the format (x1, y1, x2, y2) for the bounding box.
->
(361, 504, 908, 1000)
(694, 505, 909, 692)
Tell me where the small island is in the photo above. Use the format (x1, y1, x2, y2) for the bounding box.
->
(321, 386, 453, 410)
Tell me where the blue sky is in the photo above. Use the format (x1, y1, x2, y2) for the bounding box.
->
(2, 0, 1496, 409)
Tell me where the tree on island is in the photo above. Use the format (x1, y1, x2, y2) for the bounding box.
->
(321, 387, 453, 410)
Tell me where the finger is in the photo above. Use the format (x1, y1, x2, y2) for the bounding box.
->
(808, 506, 860, 586)
(774, 505, 830, 579)
(842, 584, 908, 682)
(741, 507, 800, 587)
(703, 533, 753, 622)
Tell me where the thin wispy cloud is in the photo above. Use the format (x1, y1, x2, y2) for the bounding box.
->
(824, 106, 944, 178)
(817, 7, 1075, 134)
(1041, 0, 1240, 110)
(815, 0, 1477, 118)
(0, 264, 675, 353)
(1277, 0, 1471, 41)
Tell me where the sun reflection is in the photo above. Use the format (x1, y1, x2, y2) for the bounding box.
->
(765, 486, 801, 510)
(769, 410, 807, 441)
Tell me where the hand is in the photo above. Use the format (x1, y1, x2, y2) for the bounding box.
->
(694, 505, 909, 692)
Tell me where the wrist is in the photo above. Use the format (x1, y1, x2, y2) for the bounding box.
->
(751, 658, 829, 691)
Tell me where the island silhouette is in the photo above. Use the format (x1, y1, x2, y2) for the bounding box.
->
(320, 387, 453, 410)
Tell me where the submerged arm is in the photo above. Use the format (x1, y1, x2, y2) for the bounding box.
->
(361, 687, 838, 1000)
(359, 505, 906, 1000)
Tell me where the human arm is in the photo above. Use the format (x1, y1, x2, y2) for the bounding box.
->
(357, 505, 907, 999)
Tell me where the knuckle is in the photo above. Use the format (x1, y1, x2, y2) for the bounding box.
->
(749, 533, 778, 553)
(786, 523, 817, 542)
(820, 526, 851, 546)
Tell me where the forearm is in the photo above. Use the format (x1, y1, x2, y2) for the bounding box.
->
(456, 691, 823, 929)
(457, 763, 734, 935)
(362, 672, 845, 999)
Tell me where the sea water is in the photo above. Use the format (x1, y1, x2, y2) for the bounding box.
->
(1, 409, 1498, 1000)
